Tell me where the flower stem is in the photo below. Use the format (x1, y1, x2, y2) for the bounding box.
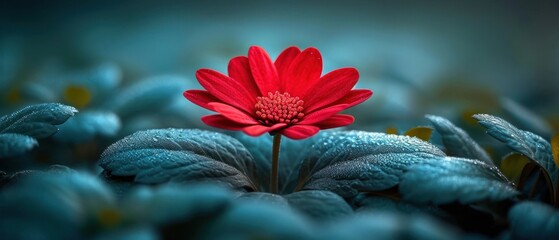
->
(270, 134, 282, 194)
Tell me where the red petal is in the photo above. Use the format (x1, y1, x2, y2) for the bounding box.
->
(196, 69, 255, 113)
(208, 102, 258, 125)
(313, 114, 354, 129)
(274, 46, 301, 91)
(281, 125, 320, 139)
(242, 123, 287, 137)
(284, 47, 323, 98)
(228, 56, 260, 98)
(331, 89, 373, 108)
(202, 115, 248, 130)
(183, 90, 220, 110)
(304, 68, 359, 113)
(298, 104, 350, 125)
(248, 46, 279, 95)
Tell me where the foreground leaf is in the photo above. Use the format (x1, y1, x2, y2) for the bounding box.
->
(506, 201, 559, 239)
(198, 201, 313, 240)
(318, 211, 461, 240)
(426, 115, 493, 165)
(400, 157, 518, 204)
(0, 133, 38, 158)
(0, 103, 77, 138)
(0, 168, 115, 239)
(99, 129, 257, 190)
(284, 190, 353, 222)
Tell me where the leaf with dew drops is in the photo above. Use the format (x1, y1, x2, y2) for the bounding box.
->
(400, 156, 518, 205)
(0, 103, 77, 138)
(99, 129, 258, 191)
(474, 114, 558, 192)
(295, 131, 445, 197)
(426, 114, 493, 165)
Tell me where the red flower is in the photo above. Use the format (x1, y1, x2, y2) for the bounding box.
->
(184, 46, 372, 140)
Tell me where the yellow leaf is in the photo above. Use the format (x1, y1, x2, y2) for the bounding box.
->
(97, 208, 121, 228)
(385, 127, 398, 135)
(552, 134, 559, 169)
(501, 153, 531, 184)
(64, 85, 91, 109)
(404, 126, 433, 141)
(5, 87, 21, 104)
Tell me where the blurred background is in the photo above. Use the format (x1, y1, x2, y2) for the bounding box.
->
(1, 0, 558, 169)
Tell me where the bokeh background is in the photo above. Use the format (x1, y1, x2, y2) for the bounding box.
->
(1, 0, 558, 169)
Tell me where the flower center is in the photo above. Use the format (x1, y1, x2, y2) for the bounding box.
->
(255, 91, 305, 125)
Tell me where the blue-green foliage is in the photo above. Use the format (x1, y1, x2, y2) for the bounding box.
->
(474, 114, 558, 190)
(0, 103, 76, 157)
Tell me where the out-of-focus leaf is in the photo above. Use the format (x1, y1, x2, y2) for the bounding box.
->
(0, 103, 77, 138)
(500, 153, 530, 184)
(426, 115, 493, 165)
(552, 134, 559, 169)
(404, 126, 433, 142)
(122, 183, 233, 225)
(318, 211, 461, 240)
(54, 111, 121, 143)
(92, 227, 157, 240)
(284, 190, 353, 222)
(354, 194, 449, 219)
(501, 98, 553, 138)
(507, 201, 559, 239)
(104, 76, 186, 118)
(400, 156, 518, 204)
(237, 192, 289, 207)
(199, 201, 313, 240)
(474, 114, 558, 190)
(99, 129, 258, 190)
(297, 131, 445, 197)
(234, 133, 316, 193)
(0, 133, 38, 158)
(0, 169, 115, 239)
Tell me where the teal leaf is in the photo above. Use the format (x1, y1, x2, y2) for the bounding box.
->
(0, 133, 38, 158)
(99, 129, 258, 190)
(426, 115, 493, 165)
(237, 192, 289, 207)
(0, 103, 77, 138)
(400, 156, 518, 204)
(318, 211, 461, 240)
(297, 131, 445, 197)
(199, 201, 313, 239)
(122, 183, 233, 225)
(507, 201, 559, 239)
(474, 114, 558, 189)
(284, 190, 353, 222)
(354, 194, 449, 218)
(104, 76, 186, 118)
(0, 169, 115, 239)
(234, 133, 316, 193)
(54, 111, 121, 143)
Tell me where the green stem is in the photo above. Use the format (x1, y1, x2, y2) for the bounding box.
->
(270, 134, 282, 194)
